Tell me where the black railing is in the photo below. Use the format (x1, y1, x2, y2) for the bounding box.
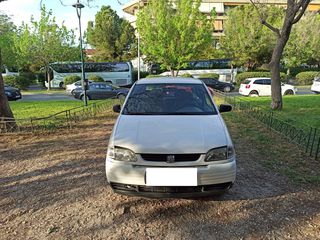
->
(0, 99, 120, 133)
(214, 90, 320, 160)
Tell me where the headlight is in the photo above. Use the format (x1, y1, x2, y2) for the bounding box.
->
(204, 146, 234, 162)
(107, 146, 137, 162)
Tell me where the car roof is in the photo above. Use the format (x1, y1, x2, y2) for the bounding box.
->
(246, 77, 271, 81)
(136, 77, 203, 85)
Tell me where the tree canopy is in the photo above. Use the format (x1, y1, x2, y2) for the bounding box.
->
(86, 5, 137, 62)
(14, 7, 79, 72)
(136, 0, 215, 76)
(220, 5, 283, 69)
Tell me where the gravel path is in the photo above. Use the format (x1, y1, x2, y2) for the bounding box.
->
(0, 115, 319, 240)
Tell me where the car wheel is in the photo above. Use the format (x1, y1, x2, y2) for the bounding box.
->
(249, 90, 259, 97)
(59, 82, 64, 88)
(117, 94, 126, 100)
(284, 90, 294, 95)
(80, 95, 90, 101)
(223, 86, 231, 92)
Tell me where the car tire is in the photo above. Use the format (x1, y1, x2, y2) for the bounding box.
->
(80, 95, 90, 101)
(249, 90, 259, 97)
(223, 86, 231, 92)
(284, 90, 294, 95)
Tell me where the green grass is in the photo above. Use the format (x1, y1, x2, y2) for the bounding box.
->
(9, 101, 86, 119)
(9, 99, 121, 119)
(237, 95, 320, 129)
(223, 112, 320, 184)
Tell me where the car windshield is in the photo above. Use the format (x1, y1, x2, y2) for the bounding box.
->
(243, 79, 251, 84)
(122, 83, 217, 115)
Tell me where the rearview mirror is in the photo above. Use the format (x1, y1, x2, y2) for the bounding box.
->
(219, 104, 232, 113)
(113, 104, 121, 113)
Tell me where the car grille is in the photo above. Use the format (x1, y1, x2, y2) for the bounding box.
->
(140, 154, 201, 162)
(110, 182, 232, 193)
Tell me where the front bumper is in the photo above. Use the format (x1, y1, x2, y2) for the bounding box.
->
(106, 157, 236, 198)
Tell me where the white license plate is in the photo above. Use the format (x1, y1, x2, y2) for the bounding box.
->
(146, 168, 197, 186)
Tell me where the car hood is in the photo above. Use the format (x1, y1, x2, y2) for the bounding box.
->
(113, 115, 228, 154)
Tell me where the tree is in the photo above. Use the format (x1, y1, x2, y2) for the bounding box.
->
(250, 0, 312, 110)
(86, 5, 137, 62)
(221, 5, 283, 69)
(284, 12, 320, 71)
(0, 11, 15, 120)
(136, 0, 215, 76)
(14, 7, 79, 89)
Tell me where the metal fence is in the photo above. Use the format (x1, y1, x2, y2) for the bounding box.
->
(0, 99, 121, 133)
(214, 91, 320, 160)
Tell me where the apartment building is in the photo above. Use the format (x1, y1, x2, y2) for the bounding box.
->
(123, 0, 320, 38)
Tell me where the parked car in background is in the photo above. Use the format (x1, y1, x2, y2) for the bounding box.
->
(66, 80, 93, 94)
(239, 78, 297, 97)
(72, 82, 129, 101)
(106, 77, 236, 198)
(311, 76, 320, 94)
(199, 77, 235, 92)
(4, 85, 22, 101)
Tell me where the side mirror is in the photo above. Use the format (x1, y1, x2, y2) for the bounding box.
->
(219, 104, 232, 113)
(113, 104, 121, 113)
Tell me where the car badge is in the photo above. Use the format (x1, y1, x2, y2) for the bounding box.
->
(166, 155, 175, 163)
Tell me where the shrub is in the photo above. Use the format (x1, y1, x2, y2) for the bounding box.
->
(132, 70, 149, 82)
(295, 71, 320, 85)
(88, 75, 104, 82)
(145, 74, 166, 78)
(3, 75, 31, 90)
(64, 75, 81, 85)
(198, 73, 220, 79)
(235, 72, 286, 85)
(180, 73, 193, 78)
(20, 72, 36, 83)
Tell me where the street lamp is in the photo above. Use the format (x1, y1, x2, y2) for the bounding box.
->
(72, 0, 88, 106)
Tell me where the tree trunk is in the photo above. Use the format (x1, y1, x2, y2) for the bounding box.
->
(269, 15, 293, 110)
(47, 66, 51, 91)
(0, 73, 15, 119)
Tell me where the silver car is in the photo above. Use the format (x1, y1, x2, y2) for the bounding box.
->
(106, 77, 236, 198)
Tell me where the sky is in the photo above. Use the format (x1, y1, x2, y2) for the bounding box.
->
(0, 0, 132, 35)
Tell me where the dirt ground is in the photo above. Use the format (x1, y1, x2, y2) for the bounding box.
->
(0, 115, 319, 240)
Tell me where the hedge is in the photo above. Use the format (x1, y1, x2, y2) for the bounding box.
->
(198, 73, 220, 79)
(132, 70, 149, 82)
(295, 71, 320, 85)
(235, 72, 286, 85)
(88, 75, 104, 82)
(3, 75, 31, 90)
(64, 75, 81, 85)
(180, 73, 193, 78)
(145, 74, 166, 78)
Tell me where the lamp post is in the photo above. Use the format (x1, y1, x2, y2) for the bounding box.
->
(72, 0, 87, 106)
(137, 0, 141, 81)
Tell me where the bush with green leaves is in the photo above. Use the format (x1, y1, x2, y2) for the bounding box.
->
(145, 75, 166, 78)
(88, 75, 104, 82)
(132, 70, 150, 82)
(64, 75, 81, 85)
(198, 73, 220, 79)
(3, 75, 31, 90)
(235, 72, 286, 85)
(295, 71, 320, 85)
(180, 73, 193, 78)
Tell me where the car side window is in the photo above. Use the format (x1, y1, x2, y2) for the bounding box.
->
(91, 84, 99, 89)
(264, 79, 271, 85)
(254, 79, 264, 85)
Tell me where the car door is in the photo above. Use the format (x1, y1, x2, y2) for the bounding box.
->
(88, 84, 100, 99)
(262, 79, 272, 96)
(252, 79, 264, 95)
(100, 84, 116, 99)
